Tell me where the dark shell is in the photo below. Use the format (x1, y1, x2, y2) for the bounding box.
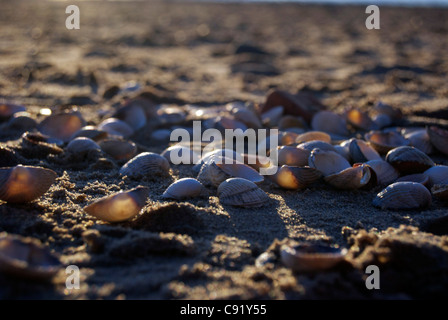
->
(386, 146, 435, 175)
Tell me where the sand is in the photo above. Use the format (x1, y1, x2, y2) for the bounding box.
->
(0, 1, 448, 299)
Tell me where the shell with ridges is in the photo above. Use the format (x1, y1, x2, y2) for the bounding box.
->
(161, 145, 201, 165)
(431, 184, 448, 201)
(120, 152, 170, 178)
(217, 178, 269, 207)
(424, 166, 448, 187)
(99, 139, 137, 161)
(270, 165, 322, 190)
(324, 164, 372, 190)
(277, 145, 310, 167)
(308, 148, 351, 177)
(37, 112, 85, 143)
(365, 130, 410, 154)
(386, 146, 435, 175)
(373, 182, 432, 210)
(162, 178, 204, 200)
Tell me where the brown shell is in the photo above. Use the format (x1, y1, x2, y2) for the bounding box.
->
(37, 112, 85, 142)
(365, 130, 410, 154)
(270, 165, 322, 190)
(386, 146, 435, 175)
(431, 184, 448, 201)
(311, 111, 348, 136)
(0, 103, 26, 120)
(277, 145, 310, 167)
(396, 173, 430, 187)
(99, 139, 137, 161)
(346, 108, 377, 131)
(308, 148, 351, 177)
(295, 131, 331, 144)
(217, 178, 269, 207)
(324, 164, 372, 190)
(405, 129, 434, 155)
(21, 131, 64, 156)
(70, 126, 108, 142)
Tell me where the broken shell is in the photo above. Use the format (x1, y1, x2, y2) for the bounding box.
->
(0, 165, 57, 203)
(348, 139, 381, 163)
(346, 108, 377, 131)
(0, 103, 26, 120)
(84, 186, 149, 222)
(365, 130, 410, 154)
(21, 131, 64, 156)
(431, 184, 448, 201)
(120, 152, 171, 178)
(295, 131, 331, 144)
(162, 178, 204, 200)
(66, 137, 101, 155)
(70, 125, 108, 142)
(386, 146, 435, 175)
(311, 111, 348, 136)
(98, 139, 137, 161)
(424, 166, 448, 187)
(98, 118, 134, 139)
(161, 145, 201, 165)
(280, 243, 347, 273)
(217, 178, 269, 207)
(365, 160, 400, 185)
(324, 164, 372, 190)
(113, 103, 147, 130)
(270, 165, 322, 190)
(396, 173, 430, 187)
(427, 126, 448, 156)
(308, 148, 351, 176)
(404, 129, 434, 155)
(277, 145, 310, 167)
(373, 182, 432, 210)
(37, 112, 85, 142)
(0, 233, 61, 280)
(261, 106, 283, 127)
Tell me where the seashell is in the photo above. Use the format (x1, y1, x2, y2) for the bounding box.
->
(66, 137, 101, 155)
(37, 112, 85, 143)
(311, 111, 348, 136)
(0, 147, 19, 167)
(98, 118, 134, 139)
(334, 139, 352, 162)
(404, 129, 434, 155)
(365, 130, 410, 154)
(427, 126, 448, 156)
(242, 153, 273, 171)
(0, 165, 57, 203)
(372, 113, 393, 129)
(424, 166, 448, 187)
(297, 140, 336, 153)
(324, 164, 372, 190)
(120, 152, 170, 178)
(193, 149, 241, 174)
(0, 233, 61, 280)
(0, 103, 26, 120)
(308, 148, 351, 177)
(157, 106, 187, 125)
(270, 165, 322, 190)
(261, 106, 283, 127)
(21, 131, 64, 156)
(386, 146, 435, 175)
(161, 145, 201, 165)
(277, 145, 310, 167)
(113, 103, 147, 130)
(431, 184, 448, 201)
(70, 125, 108, 142)
(279, 131, 299, 146)
(348, 138, 381, 163)
(278, 115, 306, 131)
(295, 131, 331, 144)
(84, 186, 149, 222)
(98, 139, 137, 161)
(6, 112, 37, 131)
(214, 116, 247, 132)
(231, 108, 262, 129)
(280, 243, 347, 273)
(217, 178, 269, 207)
(365, 160, 399, 185)
(373, 182, 432, 210)
(162, 178, 204, 200)
(150, 129, 172, 143)
(396, 173, 429, 187)
(374, 101, 402, 120)
(345, 108, 377, 131)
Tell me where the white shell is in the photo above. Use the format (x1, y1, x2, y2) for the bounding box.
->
(120, 152, 171, 178)
(162, 178, 204, 200)
(308, 148, 351, 177)
(373, 182, 432, 210)
(161, 145, 201, 165)
(217, 178, 269, 207)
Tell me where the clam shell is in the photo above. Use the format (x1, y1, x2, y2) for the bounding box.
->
(0, 103, 26, 119)
(66, 137, 101, 155)
(0, 233, 61, 280)
(346, 108, 377, 131)
(261, 106, 283, 127)
(0, 165, 57, 203)
(278, 115, 306, 131)
(84, 186, 149, 222)
(161, 145, 201, 165)
(297, 140, 336, 153)
(427, 126, 448, 156)
(431, 184, 448, 201)
(365, 160, 400, 185)
(217, 178, 269, 207)
(98, 118, 134, 139)
(311, 111, 348, 136)
(120, 152, 171, 178)
(308, 148, 351, 177)
(113, 103, 147, 130)
(424, 166, 448, 187)
(374, 101, 402, 120)
(99, 139, 137, 161)
(37, 112, 85, 142)
(214, 116, 247, 132)
(324, 164, 372, 190)
(348, 139, 381, 163)
(396, 173, 429, 187)
(157, 106, 187, 125)
(271, 165, 322, 190)
(372, 113, 393, 129)
(386, 146, 435, 175)
(21, 131, 64, 156)
(193, 149, 241, 174)
(277, 145, 310, 167)
(280, 243, 347, 273)
(373, 182, 432, 210)
(232, 108, 262, 129)
(242, 153, 273, 171)
(405, 129, 434, 155)
(6, 112, 37, 131)
(162, 178, 204, 200)
(70, 125, 108, 142)
(295, 131, 331, 144)
(365, 130, 410, 154)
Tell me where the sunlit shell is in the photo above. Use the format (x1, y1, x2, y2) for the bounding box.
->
(295, 131, 331, 144)
(365, 160, 400, 185)
(0, 165, 57, 203)
(261, 106, 284, 127)
(0, 103, 26, 120)
(213, 116, 247, 132)
(348, 138, 381, 163)
(277, 145, 310, 167)
(373, 182, 432, 210)
(346, 108, 377, 131)
(386, 146, 435, 175)
(161, 145, 201, 165)
(6, 112, 37, 131)
(66, 137, 101, 155)
(21, 131, 64, 155)
(427, 126, 448, 156)
(0, 233, 61, 280)
(120, 152, 171, 178)
(84, 187, 149, 222)
(365, 130, 410, 154)
(311, 111, 348, 136)
(297, 140, 336, 153)
(98, 118, 134, 139)
(334, 139, 352, 162)
(193, 149, 241, 174)
(308, 148, 351, 177)
(280, 243, 347, 273)
(396, 173, 430, 187)
(242, 153, 273, 171)
(404, 129, 434, 155)
(113, 103, 147, 130)
(70, 125, 108, 142)
(217, 178, 269, 207)
(424, 166, 448, 187)
(278, 115, 306, 131)
(231, 108, 262, 129)
(270, 165, 322, 190)
(98, 139, 137, 161)
(431, 184, 448, 201)
(324, 164, 372, 190)
(37, 112, 85, 143)
(162, 178, 204, 200)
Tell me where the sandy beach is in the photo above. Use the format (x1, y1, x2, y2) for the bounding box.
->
(0, 0, 448, 299)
